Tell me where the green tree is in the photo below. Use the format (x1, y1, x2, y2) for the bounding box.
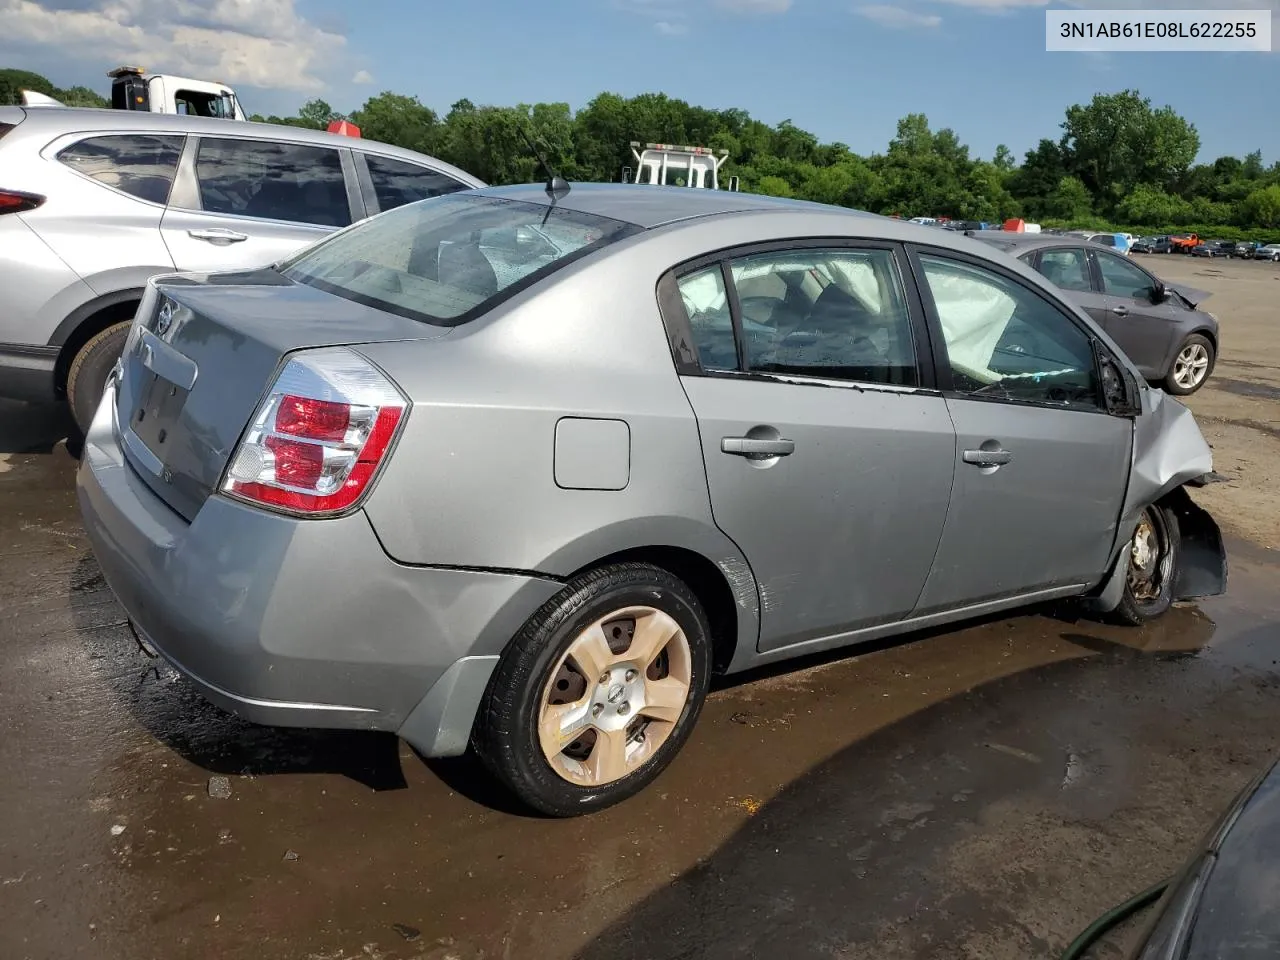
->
(296, 98, 341, 130)
(756, 175, 793, 198)
(0, 68, 56, 105)
(349, 92, 440, 155)
(1059, 90, 1199, 202)
(1042, 176, 1093, 221)
(1240, 185, 1280, 229)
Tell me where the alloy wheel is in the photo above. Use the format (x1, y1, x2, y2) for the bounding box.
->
(1173, 342, 1210, 390)
(537, 606, 692, 786)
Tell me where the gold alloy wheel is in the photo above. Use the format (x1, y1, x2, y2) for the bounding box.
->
(537, 606, 693, 786)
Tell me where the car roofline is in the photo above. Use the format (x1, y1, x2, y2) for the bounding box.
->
(10, 106, 485, 187)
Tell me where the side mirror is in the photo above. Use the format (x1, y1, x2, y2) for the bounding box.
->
(1150, 281, 1169, 304)
(1096, 340, 1140, 417)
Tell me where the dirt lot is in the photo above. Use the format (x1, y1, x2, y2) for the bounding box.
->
(0, 254, 1278, 960)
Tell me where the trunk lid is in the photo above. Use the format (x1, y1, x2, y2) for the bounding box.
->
(115, 268, 448, 521)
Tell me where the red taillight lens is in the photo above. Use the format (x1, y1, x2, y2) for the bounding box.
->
(275, 394, 351, 442)
(0, 190, 44, 215)
(221, 348, 407, 516)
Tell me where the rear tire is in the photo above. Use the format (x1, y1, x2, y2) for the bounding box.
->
(474, 562, 712, 817)
(1112, 505, 1181, 626)
(67, 321, 130, 436)
(1164, 333, 1214, 396)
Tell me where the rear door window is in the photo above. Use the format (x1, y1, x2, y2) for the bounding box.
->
(193, 137, 352, 227)
(364, 154, 470, 211)
(726, 247, 919, 386)
(57, 134, 184, 204)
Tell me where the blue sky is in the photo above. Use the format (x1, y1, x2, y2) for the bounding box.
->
(2, 0, 1277, 165)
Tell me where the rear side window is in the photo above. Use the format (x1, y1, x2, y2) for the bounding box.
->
(281, 193, 639, 326)
(364, 154, 469, 211)
(57, 134, 183, 205)
(194, 137, 351, 227)
(0, 122, 14, 141)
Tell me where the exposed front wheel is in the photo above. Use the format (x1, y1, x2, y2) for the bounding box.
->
(66, 321, 130, 437)
(1112, 505, 1181, 625)
(1165, 333, 1214, 396)
(474, 563, 712, 817)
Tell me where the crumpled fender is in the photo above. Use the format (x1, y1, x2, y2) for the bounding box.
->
(1121, 388, 1214, 524)
(1086, 388, 1227, 612)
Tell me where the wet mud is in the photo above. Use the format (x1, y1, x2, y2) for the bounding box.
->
(1, 400, 1278, 960)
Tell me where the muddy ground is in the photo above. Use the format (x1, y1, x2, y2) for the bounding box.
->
(1, 254, 1278, 960)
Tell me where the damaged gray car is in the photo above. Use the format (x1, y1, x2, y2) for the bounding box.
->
(77, 183, 1227, 817)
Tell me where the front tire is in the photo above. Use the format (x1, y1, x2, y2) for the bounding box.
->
(1165, 333, 1214, 396)
(1112, 505, 1181, 625)
(66, 322, 130, 436)
(474, 562, 712, 817)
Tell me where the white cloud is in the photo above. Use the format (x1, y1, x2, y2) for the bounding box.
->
(655, 19, 689, 34)
(352, 69, 374, 84)
(0, 0, 346, 92)
(857, 5, 942, 28)
(712, 0, 793, 12)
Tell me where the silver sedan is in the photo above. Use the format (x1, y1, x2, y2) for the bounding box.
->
(78, 184, 1226, 816)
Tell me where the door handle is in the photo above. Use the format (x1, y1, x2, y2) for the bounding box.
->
(188, 228, 248, 243)
(1111, 305, 1129, 316)
(722, 436, 795, 458)
(963, 448, 1013, 467)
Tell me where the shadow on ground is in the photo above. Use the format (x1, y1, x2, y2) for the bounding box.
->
(0, 399, 76, 455)
(571, 613, 1280, 960)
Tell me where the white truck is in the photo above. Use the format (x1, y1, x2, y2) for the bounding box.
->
(627, 142, 737, 191)
(107, 66, 245, 119)
(22, 66, 246, 120)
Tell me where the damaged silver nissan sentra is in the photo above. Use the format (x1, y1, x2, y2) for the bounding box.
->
(77, 182, 1227, 817)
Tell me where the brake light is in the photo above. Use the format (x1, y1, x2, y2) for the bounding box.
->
(221, 348, 407, 516)
(0, 189, 44, 214)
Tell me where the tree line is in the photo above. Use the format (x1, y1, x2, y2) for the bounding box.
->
(5, 67, 1279, 237)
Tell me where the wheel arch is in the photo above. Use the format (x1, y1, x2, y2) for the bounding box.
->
(536, 518, 759, 676)
(562, 544, 746, 675)
(49, 288, 143, 396)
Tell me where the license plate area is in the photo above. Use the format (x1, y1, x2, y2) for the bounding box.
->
(129, 368, 190, 462)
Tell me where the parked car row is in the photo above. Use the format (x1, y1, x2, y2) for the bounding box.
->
(0, 105, 485, 432)
(1129, 234, 1280, 260)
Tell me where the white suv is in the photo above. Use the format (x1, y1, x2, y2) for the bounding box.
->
(0, 105, 483, 431)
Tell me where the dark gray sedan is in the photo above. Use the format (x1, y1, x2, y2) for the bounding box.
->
(974, 234, 1220, 395)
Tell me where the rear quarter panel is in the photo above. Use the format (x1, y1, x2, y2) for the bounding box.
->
(0, 214, 96, 345)
(357, 226, 741, 580)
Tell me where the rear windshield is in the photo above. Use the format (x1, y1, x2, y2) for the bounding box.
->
(281, 193, 640, 326)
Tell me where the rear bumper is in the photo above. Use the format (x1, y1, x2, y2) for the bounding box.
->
(76, 384, 563, 755)
(0, 342, 57, 402)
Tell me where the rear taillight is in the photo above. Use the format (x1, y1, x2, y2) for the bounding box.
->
(221, 347, 407, 516)
(0, 189, 44, 215)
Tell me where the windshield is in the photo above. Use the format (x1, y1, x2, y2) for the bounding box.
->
(281, 194, 640, 326)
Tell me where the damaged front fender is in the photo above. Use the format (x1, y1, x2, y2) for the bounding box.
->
(1122, 388, 1214, 523)
(1087, 389, 1228, 613)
